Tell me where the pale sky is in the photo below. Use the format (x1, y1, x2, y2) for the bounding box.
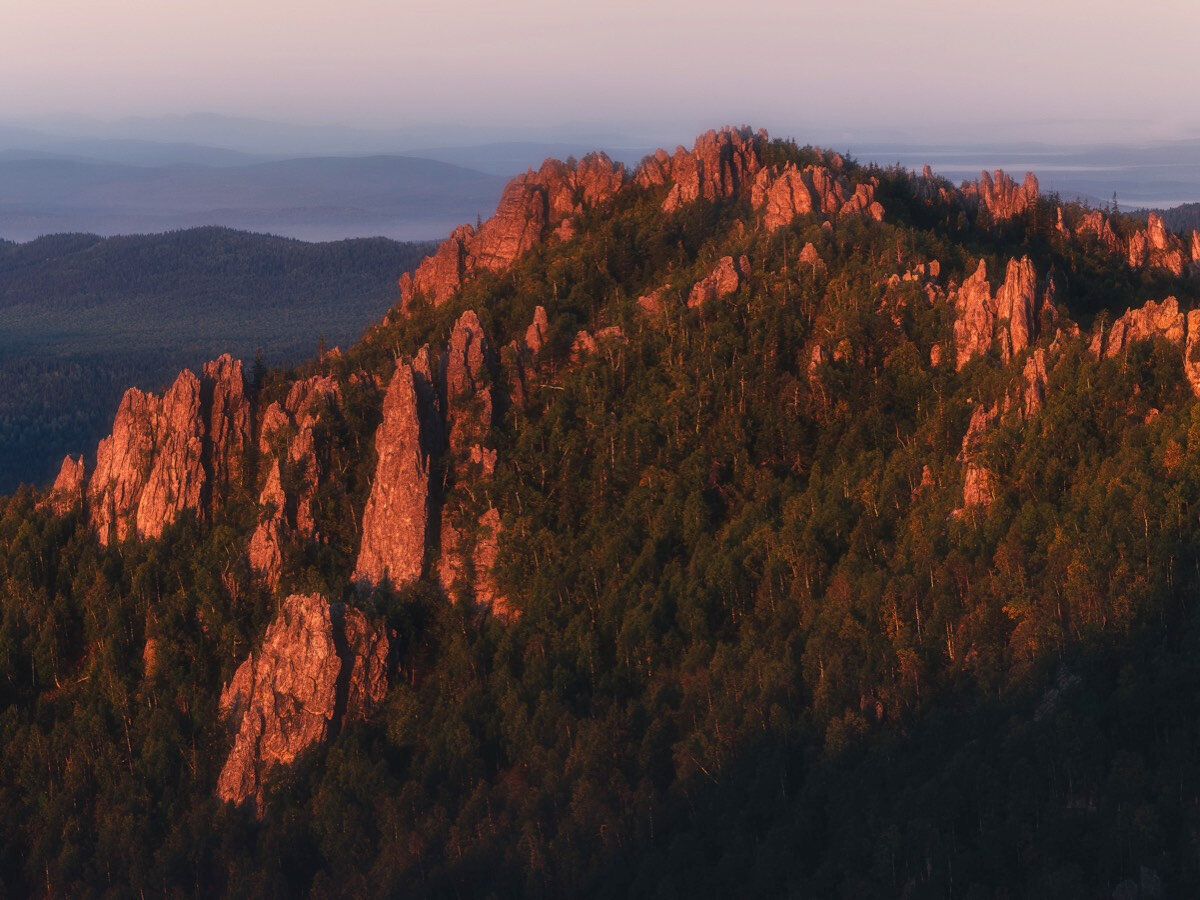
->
(4, 0, 1199, 148)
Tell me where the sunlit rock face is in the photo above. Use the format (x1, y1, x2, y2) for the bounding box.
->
(353, 358, 439, 590)
(1089, 296, 1185, 358)
(216, 593, 388, 813)
(82, 354, 250, 545)
(398, 155, 624, 311)
(1127, 213, 1187, 276)
(248, 374, 349, 587)
(952, 257, 1047, 370)
(42, 455, 85, 516)
(964, 169, 1039, 222)
(688, 255, 747, 309)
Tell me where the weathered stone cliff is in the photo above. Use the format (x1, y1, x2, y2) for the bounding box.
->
(398, 154, 625, 311)
(217, 593, 388, 812)
(353, 359, 439, 589)
(80, 354, 250, 546)
(953, 257, 1046, 369)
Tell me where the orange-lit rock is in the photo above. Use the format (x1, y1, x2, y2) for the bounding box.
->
(354, 360, 438, 590)
(638, 127, 765, 213)
(216, 593, 388, 812)
(42, 454, 85, 516)
(1128, 213, 1186, 276)
(688, 255, 746, 308)
(399, 155, 624, 312)
(87, 369, 208, 545)
(1091, 296, 1185, 358)
(966, 170, 1039, 222)
(953, 261, 995, 369)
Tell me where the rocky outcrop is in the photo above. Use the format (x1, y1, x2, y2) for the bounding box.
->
(965, 170, 1039, 223)
(42, 455, 85, 516)
(505, 306, 551, 408)
(439, 507, 509, 617)
(571, 326, 627, 360)
(751, 163, 883, 231)
(353, 359, 439, 590)
(994, 257, 1039, 363)
(436, 312, 511, 617)
(1022, 349, 1048, 417)
(952, 257, 1046, 369)
(637, 127, 766, 214)
(248, 461, 286, 589)
(959, 402, 1001, 511)
(1191, 230, 1200, 268)
(1074, 209, 1120, 252)
(248, 374, 346, 584)
(688, 255, 747, 308)
(88, 371, 203, 544)
(202, 355, 252, 491)
(399, 155, 624, 311)
(1186, 310, 1200, 396)
(216, 593, 388, 812)
(441, 310, 498, 475)
(799, 242, 825, 272)
(82, 355, 250, 545)
(1128, 213, 1187, 276)
(953, 261, 996, 369)
(1090, 296, 1185, 358)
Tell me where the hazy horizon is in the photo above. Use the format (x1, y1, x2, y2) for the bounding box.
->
(4, 0, 1200, 150)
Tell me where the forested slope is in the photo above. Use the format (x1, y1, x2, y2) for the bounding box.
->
(2, 128, 1200, 898)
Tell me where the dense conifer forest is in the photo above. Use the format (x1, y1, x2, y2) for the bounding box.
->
(2, 133, 1200, 897)
(0, 227, 433, 491)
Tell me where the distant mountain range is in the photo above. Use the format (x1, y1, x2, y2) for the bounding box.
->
(0, 153, 509, 242)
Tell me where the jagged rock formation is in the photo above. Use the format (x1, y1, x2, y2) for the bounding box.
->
(688, 255, 747, 308)
(439, 507, 508, 617)
(751, 164, 884, 231)
(958, 402, 1002, 512)
(87, 372, 201, 545)
(217, 593, 388, 812)
(952, 258, 1047, 369)
(41, 455, 85, 516)
(353, 359, 438, 589)
(637, 127, 766, 213)
(1074, 209, 1120, 251)
(505, 306, 550, 408)
(571, 326, 627, 360)
(1186, 310, 1200, 395)
(1090, 296, 1185, 358)
(1022, 349, 1048, 418)
(353, 310, 512, 616)
(799, 242, 826, 273)
(964, 170, 1039, 222)
(83, 355, 250, 545)
(441, 310, 498, 475)
(248, 375, 345, 585)
(398, 155, 624, 310)
(203, 355, 252, 489)
(248, 461, 286, 589)
(435, 311, 510, 615)
(1128, 213, 1187, 276)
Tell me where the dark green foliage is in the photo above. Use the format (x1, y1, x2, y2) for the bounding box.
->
(2, 149, 1200, 897)
(0, 227, 434, 492)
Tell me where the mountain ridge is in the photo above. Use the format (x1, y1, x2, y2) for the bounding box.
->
(4, 125, 1200, 896)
